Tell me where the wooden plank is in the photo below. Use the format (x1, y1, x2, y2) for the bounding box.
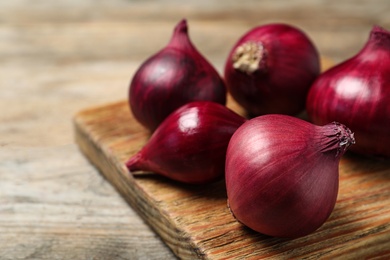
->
(73, 98, 390, 259)
(3, 0, 390, 258)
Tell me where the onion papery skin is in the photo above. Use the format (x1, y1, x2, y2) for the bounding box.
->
(126, 101, 246, 184)
(307, 26, 390, 158)
(129, 19, 226, 132)
(224, 23, 320, 117)
(225, 115, 355, 238)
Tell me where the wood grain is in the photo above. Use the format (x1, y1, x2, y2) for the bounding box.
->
(2, 0, 390, 258)
(74, 99, 390, 259)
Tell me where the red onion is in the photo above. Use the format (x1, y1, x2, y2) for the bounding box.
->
(224, 23, 320, 117)
(129, 19, 226, 131)
(307, 26, 390, 158)
(225, 115, 355, 238)
(126, 101, 246, 184)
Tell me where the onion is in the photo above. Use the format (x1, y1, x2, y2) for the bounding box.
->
(307, 26, 390, 158)
(225, 115, 355, 238)
(129, 19, 226, 131)
(126, 101, 246, 184)
(224, 23, 320, 117)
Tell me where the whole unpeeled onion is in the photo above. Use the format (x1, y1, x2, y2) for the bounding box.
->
(129, 19, 226, 131)
(224, 23, 320, 117)
(126, 101, 246, 184)
(225, 115, 355, 238)
(307, 26, 390, 158)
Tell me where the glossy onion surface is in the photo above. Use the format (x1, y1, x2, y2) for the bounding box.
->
(224, 23, 320, 117)
(126, 101, 246, 184)
(307, 26, 390, 158)
(225, 115, 355, 238)
(129, 19, 226, 131)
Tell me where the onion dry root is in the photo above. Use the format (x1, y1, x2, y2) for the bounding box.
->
(224, 23, 320, 117)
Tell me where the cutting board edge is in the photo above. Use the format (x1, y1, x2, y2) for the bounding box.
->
(72, 99, 390, 260)
(73, 112, 207, 259)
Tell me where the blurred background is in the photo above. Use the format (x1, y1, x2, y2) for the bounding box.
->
(1, 1, 389, 259)
(1, 0, 389, 146)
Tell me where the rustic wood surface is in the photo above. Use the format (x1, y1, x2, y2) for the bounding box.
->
(1, 0, 390, 259)
(74, 99, 390, 259)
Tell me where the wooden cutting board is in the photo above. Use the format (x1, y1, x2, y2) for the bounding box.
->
(73, 97, 390, 259)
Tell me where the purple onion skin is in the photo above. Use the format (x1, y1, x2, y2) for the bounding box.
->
(307, 26, 390, 158)
(224, 23, 320, 117)
(126, 101, 246, 184)
(129, 19, 226, 132)
(225, 115, 355, 238)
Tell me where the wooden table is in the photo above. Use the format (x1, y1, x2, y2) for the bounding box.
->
(1, 1, 389, 259)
